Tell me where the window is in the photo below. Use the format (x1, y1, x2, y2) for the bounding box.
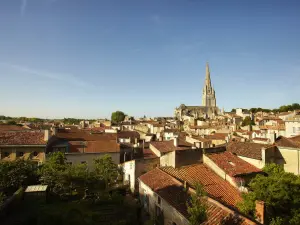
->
(19, 152, 24, 157)
(293, 127, 296, 133)
(4, 152, 9, 157)
(33, 151, 38, 156)
(157, 196, 161, 205)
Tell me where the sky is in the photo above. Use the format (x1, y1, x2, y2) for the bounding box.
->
(0, 0, 300, 119)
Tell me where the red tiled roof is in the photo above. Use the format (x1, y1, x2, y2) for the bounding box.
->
(205, 133, 228, 140)
(117, 131, 140, 139)
(191, 135, 211, 143)
(56, 129, 117, 141)
(139, 168, 253, 225)
(85, 141, 120, 153)
(206, 152, 262, 177)
(275, 136, 300, 148)
(0, 125, 28, 131)
(226, 142, 267, 160)
(150, 139, 193, 153)
(161, 164, 242, 208)
(143, 148, 158, 159)
(252, 137, 269, 142)
(289, 135, 300, 146)
(0, 131, 47, 145)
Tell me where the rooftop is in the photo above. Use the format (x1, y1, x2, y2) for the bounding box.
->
(150, 139, 193, 153)
(0, 131, 47, 145)
(226, 142, 268, 160)
(161, 164, 242, 208)
(275, 136, 300, 148)
(206, 151, 262, 177)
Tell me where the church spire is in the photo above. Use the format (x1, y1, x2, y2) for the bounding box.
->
(205, 62, 212, 87)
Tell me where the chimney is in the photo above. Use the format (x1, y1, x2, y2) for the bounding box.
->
(52, 127, 58, 136)
(44, 130, 50, 142)
(174, 137, 178, 147)
(255, 200, 265, 224)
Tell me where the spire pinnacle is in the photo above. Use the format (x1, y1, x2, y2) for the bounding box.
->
(205, 62, 211, 87)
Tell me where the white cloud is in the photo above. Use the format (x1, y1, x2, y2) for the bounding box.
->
(0, 63, 90, 88)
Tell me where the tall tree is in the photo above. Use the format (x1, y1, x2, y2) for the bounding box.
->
(241, 116, 255, 126)
(111, 111, 126, 124)
(94, 154, 120, 189)
(238, 163, 300, 225)
(187, 183, 207, 225)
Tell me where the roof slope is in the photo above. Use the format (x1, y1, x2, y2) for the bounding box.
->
(206, 152, 262, 177)
(0, 125, 28, 131)
(139, 168, 252, 225)
(150, 139, 192, 153)
(0, 131, 47, 145)
(226, 142, 267, 160)
(275, 136, 300, 148)
(160, 164, 242, 208)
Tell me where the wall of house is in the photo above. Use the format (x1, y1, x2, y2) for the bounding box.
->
(211, 139, 226, 146)
(121, 157, 160, 193)
(276, 147, 300, 175)
(64, 152, 120, 169)
(175, 149, 203, 168)
(0, 146, 46, 163)
(203, 154, 238, 188)
(160, 151, 175, 167)
(139, 182, 189, 225)
(149, 144, 162, 157)
(285, 121, 300, 137)
(237, 156, 264, 169)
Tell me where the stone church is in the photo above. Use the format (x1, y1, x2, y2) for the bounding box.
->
(175, 63, 220, 120)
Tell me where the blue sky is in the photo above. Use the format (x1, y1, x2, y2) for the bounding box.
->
(0, 0, 300, 119)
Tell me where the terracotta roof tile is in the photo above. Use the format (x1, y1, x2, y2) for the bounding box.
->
(160, 164, 242, 208)
(206, 152, 262, 177)
(289, 135, 300, 146)
(0, 131, 47, 145)
(226, 142, 267, 160)
(0, 125, 28, 131)
(150, 139, 193, 153)
(139, 168, 254, 225)
(117, 131, 140, 139)
(85, 141, 120, 153)
(275, 136, 300, 148)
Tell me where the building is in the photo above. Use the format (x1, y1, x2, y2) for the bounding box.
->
(175, 63, 219, 121)
(0, 130, 48, 164)
(284, 112, 300, 137)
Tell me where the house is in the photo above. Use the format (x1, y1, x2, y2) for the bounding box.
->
(120, 148, 159, 193)
(203, 151, 262, 190)
(46, 128, 122, 168)
(0, 125, 28, 131)
(236, 108, 251, 119)
(162, 129, 179, 141)
(117, 131, 140, 144)
(0, 130, 48, 164)
(139, 168, 258, 225)
(284, 113, 300, 137)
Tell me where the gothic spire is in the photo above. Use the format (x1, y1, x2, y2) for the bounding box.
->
(205, 62, 212, 88)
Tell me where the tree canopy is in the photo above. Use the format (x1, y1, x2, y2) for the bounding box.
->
(111, 111, 126, 124)
(238, 163, 300, 225)
(187, 183, 207, 225)
(241, 116, 255, 127)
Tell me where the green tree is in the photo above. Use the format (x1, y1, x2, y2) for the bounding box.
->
(6, 120, 17, 125)
(94, 154, 120, 189)
(0, 192, 5, 204)
(231, 109, 236, 113)
(187, 183, 207, 225)
(238, 163, 300, 225)
(241, 116, 255, 127)
(111, 111, 126, 124)
(0, 160, 38, 193)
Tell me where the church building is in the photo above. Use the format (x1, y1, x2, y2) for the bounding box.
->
(175, 63, 220, 120)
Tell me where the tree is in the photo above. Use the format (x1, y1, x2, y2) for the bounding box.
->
(111, 111, 126, 124)
(241, 116, 255, 127)
(238, 163, 300, 225)
(187, 183, 207, 225)
(231, 109, 236, 113)
(0, 192, 5, 204)
(94, 154, 120, 189)
(6, 120, 17, 125)
(0, 160, 38, 194)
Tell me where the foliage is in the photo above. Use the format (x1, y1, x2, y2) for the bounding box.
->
(0, 160, 39, 194)
(0, 192, 5, 204)
(94, 154, 120, 189)
(111, 111, 126, 124)
(187, 183, 207, 225)
(238, 163, 300, 225)
(249, 103, 300, 114)
(63, 118, 81, 125)
(6, 120, 17, 125)
(241, 116, 255, 127)
(231, 109, 236, 113)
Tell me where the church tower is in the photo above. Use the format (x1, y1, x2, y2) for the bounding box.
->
(202, 62, 216, 107)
